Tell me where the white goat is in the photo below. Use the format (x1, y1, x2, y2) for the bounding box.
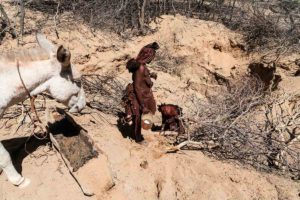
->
(0, 34, 86, 188)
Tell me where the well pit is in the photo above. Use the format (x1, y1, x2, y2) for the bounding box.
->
(49, 112, 99, 172)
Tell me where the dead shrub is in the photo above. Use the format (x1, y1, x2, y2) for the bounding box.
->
(81, 74, 125, 116)
(177, 75, 300, 178)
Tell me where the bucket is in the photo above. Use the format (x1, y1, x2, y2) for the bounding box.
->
(141, 113, 154, 130)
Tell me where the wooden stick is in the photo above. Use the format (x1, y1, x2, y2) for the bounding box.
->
(166, 140, 219, 153)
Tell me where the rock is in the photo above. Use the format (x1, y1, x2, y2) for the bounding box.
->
(229, 38, 237, 47)
(140, 160, 148, 169)
(213, 43, 222, 52)
(229, 38, 247, 51)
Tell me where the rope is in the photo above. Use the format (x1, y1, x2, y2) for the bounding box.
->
(16, 60, 48, 143)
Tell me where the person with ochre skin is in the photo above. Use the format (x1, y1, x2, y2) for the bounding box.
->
(158, 104, 185, 135)
(123, 42, 159, 142)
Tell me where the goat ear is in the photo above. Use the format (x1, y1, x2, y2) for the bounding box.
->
(57, 45, 71, 67)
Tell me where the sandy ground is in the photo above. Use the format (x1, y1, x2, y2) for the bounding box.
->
(1, 113, 300, 200)
(1, 3, 300, 200)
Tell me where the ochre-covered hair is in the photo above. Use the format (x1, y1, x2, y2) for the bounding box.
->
(136, 42, 160, 64)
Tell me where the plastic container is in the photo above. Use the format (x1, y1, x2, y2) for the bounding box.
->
(142, 119, 153, 130)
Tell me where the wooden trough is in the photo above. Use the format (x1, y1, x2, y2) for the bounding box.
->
(48, 109, 114, 196)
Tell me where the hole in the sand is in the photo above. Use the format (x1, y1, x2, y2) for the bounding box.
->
(48, 113, 98, 172)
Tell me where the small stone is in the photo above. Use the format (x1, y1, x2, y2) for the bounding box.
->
(229, 38, 247, 51)
(229, 38, 237, 47)
(213, 43, 222, 52)
(140, 160, 148, 169)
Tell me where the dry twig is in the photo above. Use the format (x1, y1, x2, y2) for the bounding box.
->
(175, 75, 300, 178)
(81, 74, 125, 116)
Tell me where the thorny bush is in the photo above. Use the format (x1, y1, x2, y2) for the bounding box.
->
(181, 75, 300, 179)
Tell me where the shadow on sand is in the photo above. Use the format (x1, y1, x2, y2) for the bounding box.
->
(2, 136, 49, 175)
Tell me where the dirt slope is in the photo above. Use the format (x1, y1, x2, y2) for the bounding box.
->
(1, 4, 300, 200)
(1, 112, 300, 200)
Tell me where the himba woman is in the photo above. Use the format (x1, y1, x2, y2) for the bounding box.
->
(122, 42, 159, 142)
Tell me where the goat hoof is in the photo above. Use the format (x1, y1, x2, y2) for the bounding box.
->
(18, 178, 31, 188)
(16, 177, 31, 188)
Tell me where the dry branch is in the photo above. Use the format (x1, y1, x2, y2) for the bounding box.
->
(0, 4, 17, 39)
(176, 75, 300, 178)
(81, 74, 125, 116)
